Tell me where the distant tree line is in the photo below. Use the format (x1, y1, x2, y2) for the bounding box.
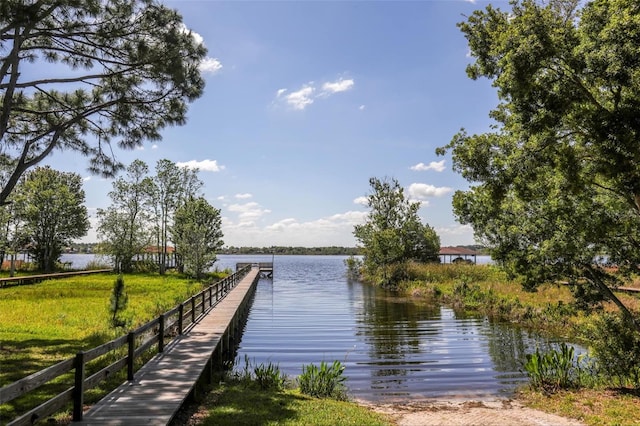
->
(220, 246, 362, 256)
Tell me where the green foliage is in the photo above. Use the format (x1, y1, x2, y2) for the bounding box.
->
(523, 343, 580, 393)
(97, 160, 154, 273)
(298, 361, 348, 400)
(110, 275, 129, 329)
(439, 0, 640, 324)
(254, 362, 287, 391)
(586, 312, 640, 388)
(343, 256, 363, 280)
(14, 167, 89, 272)
(354, 177, 440, 287)
(172, 196, 224, 279)
(0, 0, 206, 204)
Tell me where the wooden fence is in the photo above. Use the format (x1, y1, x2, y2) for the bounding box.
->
(0, 265, 251, 425)
(0, 269, 113, 288)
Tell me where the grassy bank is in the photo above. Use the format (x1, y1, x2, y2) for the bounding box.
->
(176, 382, 392, 426)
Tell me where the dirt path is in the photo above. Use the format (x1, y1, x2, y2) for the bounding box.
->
(358, 398, 585, 426)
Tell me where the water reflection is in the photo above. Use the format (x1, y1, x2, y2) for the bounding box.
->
(224, 255, 577, 402)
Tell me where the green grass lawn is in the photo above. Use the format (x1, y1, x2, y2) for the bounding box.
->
(0, 272, 207, 421)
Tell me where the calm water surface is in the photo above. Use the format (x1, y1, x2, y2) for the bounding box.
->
(214, 255, 569, 402)
(60, 253, 568, 401)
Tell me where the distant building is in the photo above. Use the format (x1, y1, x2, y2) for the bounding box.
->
(439, 246, 478, 264)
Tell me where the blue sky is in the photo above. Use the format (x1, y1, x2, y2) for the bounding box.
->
(45, 0, 503, 248)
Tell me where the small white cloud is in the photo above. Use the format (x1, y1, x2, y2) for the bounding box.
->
(276, 76, 355, 111)
(179, 23, 205, 46)
(359, 105, 365, 110)
(408, 183, 452, 199)
(235, 193, 252, 199)
(321, 78, 354, 94)
(176, 159, 225, 172)
(228, 202, 271, 222)
(152, 144, 158, 149)
(83, 176, 91, 182)
(353, 196, 368, 206)
(410, 160, 446, 172)
(200, 57, 223, 75)
(217, 195, 226, 201)
(286, 85, 315, 110)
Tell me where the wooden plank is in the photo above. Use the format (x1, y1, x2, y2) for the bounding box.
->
(76, 268, 260, 425)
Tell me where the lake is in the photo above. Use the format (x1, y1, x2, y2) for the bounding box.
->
(60, 253, 571, 402)
(216, 255, 568, 402)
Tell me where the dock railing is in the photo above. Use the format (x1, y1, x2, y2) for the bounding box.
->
(0, 265, 251, 425)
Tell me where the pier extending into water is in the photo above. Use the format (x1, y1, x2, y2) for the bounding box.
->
(76, 267, 260, 425)
(236, 262, 273, 278)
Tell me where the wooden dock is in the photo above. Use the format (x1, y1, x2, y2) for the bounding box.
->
(75, 267, 260, 425)
(236, 262, 273, 278)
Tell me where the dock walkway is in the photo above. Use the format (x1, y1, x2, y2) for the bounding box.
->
(76, 268, 260, 425)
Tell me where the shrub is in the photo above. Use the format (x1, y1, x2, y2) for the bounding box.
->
(523, 343, 580, 393)
(298, 360, 347, 400)
(254, 361, 287, 391)
(109, 275, 129, 329)
(85, 258, 113, 270)
(344, 256, 363, 280)
(228, 355, 288, 391)
(586, 312, 640, 388)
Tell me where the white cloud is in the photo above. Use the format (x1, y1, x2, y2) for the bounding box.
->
(410, 160, 446, 172)
(228, 202, 271, 221)
(276, 76, 355, 111)
(179, 23, 205, 46)
(222, 210, 367, 247)
(200, 57, 223, 75)
(359, 105, 366, 110)
(176, 159, 225, 172)
(83, 176, 91, 182)
(408, 183, 453, 199)
(285, 85, 315, 110)
(409, 199, 430, 208)
(235, 193, 252, 199)
(353, 196, 368, 206)
(435, 224, 477, 246)
(321, 78, 354, 95)
(151, 144, 158, 150)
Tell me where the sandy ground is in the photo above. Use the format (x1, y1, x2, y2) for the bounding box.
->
(357, 398, 585, 426)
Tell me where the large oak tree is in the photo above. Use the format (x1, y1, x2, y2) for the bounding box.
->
(0, 0, 207, 204)
(438, 0, 640, 328)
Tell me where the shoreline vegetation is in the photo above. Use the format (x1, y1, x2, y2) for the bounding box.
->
(378, 262, 640, 425)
